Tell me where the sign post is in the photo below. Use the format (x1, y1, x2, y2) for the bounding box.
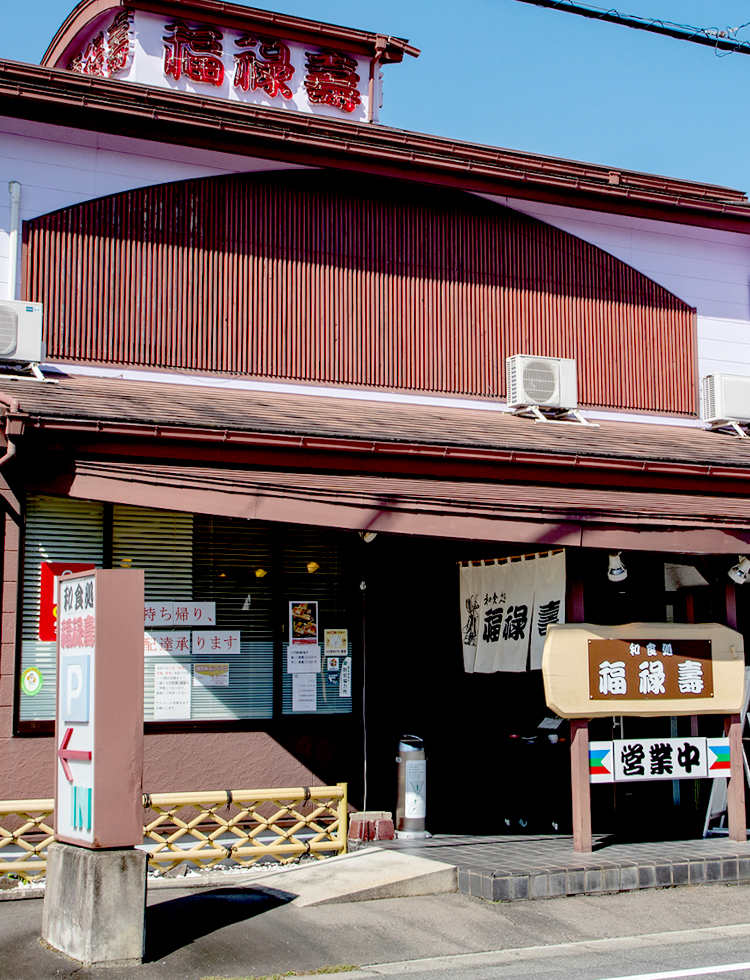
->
(42, 569, 145, 967)
(543, 623, 746, 853)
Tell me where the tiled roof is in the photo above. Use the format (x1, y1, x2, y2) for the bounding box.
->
(3, 372, 750, 473)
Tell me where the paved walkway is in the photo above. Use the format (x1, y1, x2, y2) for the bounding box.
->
(380, 833, 750, 901)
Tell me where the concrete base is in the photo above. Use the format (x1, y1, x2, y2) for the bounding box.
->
(42, 842, 147, 966)
(240, 847, 457, 907)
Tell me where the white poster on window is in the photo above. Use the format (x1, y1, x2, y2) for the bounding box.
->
(292, 673, 317, 712)
(193, 663, 230, 687)
(287, 645, 321, 673)
(339, 657, 352, 697)
(459, 551, 566, 674)
(144, 631, 191, 656)
(192, 630, 241, 654)
(145, 600, 174, 627)
(145, 600, 217, 627)
(153, 662, 191, 719)
(173, 601, 216, 626)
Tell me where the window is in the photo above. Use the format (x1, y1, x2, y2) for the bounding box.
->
(18, 496, 353, 727)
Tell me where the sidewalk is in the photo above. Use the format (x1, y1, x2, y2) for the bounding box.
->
(5, 832, 750, 907)
(4, 857, 750, 980)
(380, 833, 750, 901)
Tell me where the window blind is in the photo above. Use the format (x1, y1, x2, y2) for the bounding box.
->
(20, 495, 104, 721)
(19, 495, 352, 725)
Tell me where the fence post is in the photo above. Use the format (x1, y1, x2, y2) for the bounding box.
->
(337, 782, 348, 854)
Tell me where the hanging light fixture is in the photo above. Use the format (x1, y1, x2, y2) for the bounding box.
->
(607, 552, 627, 582)
(307, 561, 320, 574)
(359, 531, 377, 543)
(728, 556, 750, 585)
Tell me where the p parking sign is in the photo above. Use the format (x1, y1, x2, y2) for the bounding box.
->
(54, 569, 144, 848)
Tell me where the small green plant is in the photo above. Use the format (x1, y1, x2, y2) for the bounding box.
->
(201, 966, 358, 980)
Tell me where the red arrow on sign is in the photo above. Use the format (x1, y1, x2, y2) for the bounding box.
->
(58, 727, 92, 782)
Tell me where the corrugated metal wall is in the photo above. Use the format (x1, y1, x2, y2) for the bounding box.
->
(24, 172, 697, 413)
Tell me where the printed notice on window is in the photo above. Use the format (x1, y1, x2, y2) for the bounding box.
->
(287, 645, 321, 673)
(289, 601, 318, 645)
(193, 663, 229, 687)
(193, 631, 241, 654)
(325, 629, 347, 653)
(144, 631, 191, 656)
(292, 673, 317, 712)
(339, 657, 352, 698)
(153, 662, 191, 720)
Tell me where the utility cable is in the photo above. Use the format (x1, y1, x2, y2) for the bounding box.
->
(510, 0, 750, 56)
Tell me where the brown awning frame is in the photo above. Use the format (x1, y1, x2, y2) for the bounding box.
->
(55, 458, 750, 555)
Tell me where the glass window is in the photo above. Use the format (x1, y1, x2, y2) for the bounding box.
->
(18, 495, 353, 726)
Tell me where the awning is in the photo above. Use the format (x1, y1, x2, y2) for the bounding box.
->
(60, 459, 750, 554)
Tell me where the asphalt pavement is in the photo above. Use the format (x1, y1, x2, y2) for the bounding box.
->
(4, 875, 750, 980)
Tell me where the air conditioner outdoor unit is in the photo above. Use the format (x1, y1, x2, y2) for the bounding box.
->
(701, 373, 750, 426)
(506, 354, 578, 410)
(0, 300, 44, 363)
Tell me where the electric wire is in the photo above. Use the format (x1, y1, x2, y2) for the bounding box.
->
(510, 0, 750, 57)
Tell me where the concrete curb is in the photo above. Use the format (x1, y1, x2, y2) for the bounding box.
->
(458, 852, 750, 902)
(1, 847, 458, 905)
(0, 886, 44, 901)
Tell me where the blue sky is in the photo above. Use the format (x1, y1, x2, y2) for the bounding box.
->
(4, 1, 750, 193)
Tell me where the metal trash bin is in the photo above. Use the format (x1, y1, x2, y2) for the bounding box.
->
(395, 734, 429, 839)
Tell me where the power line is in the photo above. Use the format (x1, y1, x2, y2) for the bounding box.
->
(510, 0, 750, 56)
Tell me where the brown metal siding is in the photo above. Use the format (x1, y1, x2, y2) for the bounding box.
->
(25, 172, 697, 413)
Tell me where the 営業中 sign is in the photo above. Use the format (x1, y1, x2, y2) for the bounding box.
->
(590, 737, 730, 784)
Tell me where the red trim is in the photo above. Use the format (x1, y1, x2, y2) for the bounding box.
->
(41, 0, 419, 69)
(2, 61, 750, 233)
(16, 412, 750, 482)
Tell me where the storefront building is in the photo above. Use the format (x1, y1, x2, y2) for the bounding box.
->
(2, 0, 750, 834)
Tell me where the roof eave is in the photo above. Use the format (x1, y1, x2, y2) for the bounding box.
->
(1, 60, 749, 232)
(11, 411, 750, 483)
(41, 0, 419, 69)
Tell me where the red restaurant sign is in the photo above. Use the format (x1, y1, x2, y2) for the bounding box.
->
(39, 562, 96, 641)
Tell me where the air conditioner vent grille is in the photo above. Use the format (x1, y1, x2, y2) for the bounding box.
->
(701, 373, 750, 424)
(505, 354, 578, 410)
(0, 306, 18, 358)
(522, 359, 558, 404)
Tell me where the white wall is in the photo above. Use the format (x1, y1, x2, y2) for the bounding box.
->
(4, 117, 750, 408)
(485, 193, 750, 389)
(0, 115, 305, 299)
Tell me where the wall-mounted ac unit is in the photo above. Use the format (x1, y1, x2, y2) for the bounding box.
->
(0, 301, 44, 363)
(506, 354, 578, 410)
(701, 373, 750, 424)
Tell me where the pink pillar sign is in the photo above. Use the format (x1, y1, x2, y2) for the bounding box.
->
(54, 569, 145, 848)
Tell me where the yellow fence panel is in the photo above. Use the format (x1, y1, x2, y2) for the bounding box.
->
(0, 784, 348, 880)
(0, 800, 55, 878)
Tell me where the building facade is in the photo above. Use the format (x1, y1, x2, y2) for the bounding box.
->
(2, 0, 750, 835)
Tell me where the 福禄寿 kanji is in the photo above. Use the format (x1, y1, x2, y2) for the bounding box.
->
(234, 35, 294, 98)
(163, 22, 224, 87)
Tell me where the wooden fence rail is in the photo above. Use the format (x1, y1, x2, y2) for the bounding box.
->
(0, 784, 348, 880)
